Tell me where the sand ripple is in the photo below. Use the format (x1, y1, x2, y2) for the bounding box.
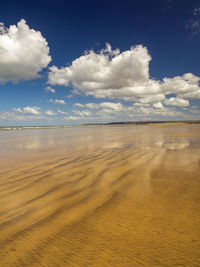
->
(0, 124, 200, 266)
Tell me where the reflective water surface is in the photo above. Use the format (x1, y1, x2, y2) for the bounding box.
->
(0, 124, 200, 266)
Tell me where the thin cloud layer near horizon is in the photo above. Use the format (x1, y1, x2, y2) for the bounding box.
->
(0, 0, 200, 125)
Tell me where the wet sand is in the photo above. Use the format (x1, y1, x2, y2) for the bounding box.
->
(0, 124, 200, 266)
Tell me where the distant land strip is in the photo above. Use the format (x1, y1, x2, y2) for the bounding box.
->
(0, 120, 200, 131)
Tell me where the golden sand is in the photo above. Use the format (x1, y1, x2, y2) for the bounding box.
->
(0, 124, 200, 266)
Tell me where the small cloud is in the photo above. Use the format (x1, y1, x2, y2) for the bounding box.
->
(99, 102, 123, 111)
(13, 106, 41, 115)
(73, 110, 92, 117)
(65, 116, 80, 120)
(153, 102, 163, 109)
(133, 103, 150, 107)
(164, 97, 189, 107)
(49, 99, 66, 105)
(186, 8, 200, 37)
(45, 86, 56, 93)
(65, 94, 73, 98)
(45, 110, 56, 116)
(57, 109, 67, 114)
(12, 108, 23, 113)
(193, 7, 200, 16)
(74, 102, 123, 111)
(74, 103, 84, 108)
(186, 19, 200, 30)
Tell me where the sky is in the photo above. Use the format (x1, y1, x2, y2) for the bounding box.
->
(0, 0, 200, 125)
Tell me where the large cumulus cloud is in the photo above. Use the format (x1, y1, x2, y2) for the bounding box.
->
(48, 44, 164, 104)
(48, 44, 200, 107)
(0, 19, 51, 83)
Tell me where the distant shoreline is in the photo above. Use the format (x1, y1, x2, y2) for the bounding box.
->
(0, 120, 200, 131)
(83, 120, 200, 126)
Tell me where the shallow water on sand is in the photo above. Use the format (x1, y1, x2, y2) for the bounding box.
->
(0, 124, 200, 266)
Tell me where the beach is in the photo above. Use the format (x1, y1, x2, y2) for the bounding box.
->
(0, 124, 200, 266)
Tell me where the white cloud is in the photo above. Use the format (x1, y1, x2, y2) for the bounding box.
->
(57, 109, 67, 114)
(153, 102, 163, 109)
(162, 73, 200, 97)
(11, 106, 57, 117)
(0, 19, 51, 83)
(48, 44, 200, 109)
(65, 116, 80, 121)
(13, 106, 41, 115)
(74, 103, 84, 108)
(0, 111, 44, 122)
(0, 106, 60, 123)
(73, 101, 125, 119)
(12, 108, 23, 113)
(45, 86, 56, 93)
(48, 44, 164, 104)
(73, 100, 186, 120)
(130, 105, 184, 118)
(69, 103, 192, 123)
(73, 110, 92, 117)
(49, 99, 66, 105)
(133, 103, 150, 107)
(44, 110, 56, 116)
(164, 97, 189, 107)
(99, 102, 123, 111)
(74, 102, 123, 111)
(2, 99, 198, 124)
(65, 94, 74, 98)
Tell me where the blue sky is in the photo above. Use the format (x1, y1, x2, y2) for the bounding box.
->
(0, 0, 200, 125)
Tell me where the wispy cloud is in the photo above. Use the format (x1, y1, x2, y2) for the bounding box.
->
(164, 97, 189, 107)
(45, 86, 56, 93)
(185, 7, 200, 37)
(49, 99, 66, 105)
(74, 102, 123, 111)
(13, 106, 41, 115)
(193, 7, 200, 16)
(57, 109, 67, 114)
(72, 100, 199, 123)
(44, 110, 56, 116)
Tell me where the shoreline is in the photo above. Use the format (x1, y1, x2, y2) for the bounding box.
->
(0, 120, 200, 131)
